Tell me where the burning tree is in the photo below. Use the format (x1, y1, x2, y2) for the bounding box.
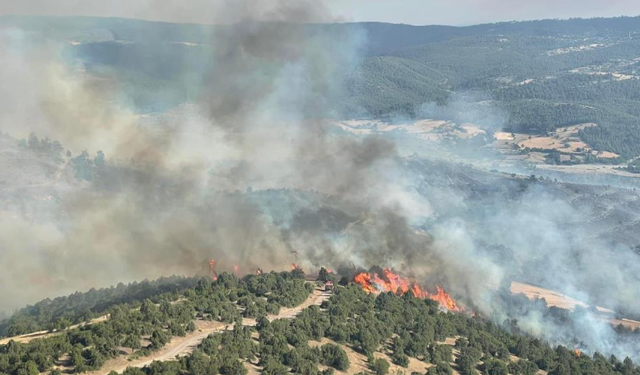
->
(353, 268, 461, 312)
(208, 259, 218, 281)
(290, 264, 305, 279)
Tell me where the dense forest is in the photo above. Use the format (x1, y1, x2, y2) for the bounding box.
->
(343, 18, 640, 159)
(1, 270, 639, 375)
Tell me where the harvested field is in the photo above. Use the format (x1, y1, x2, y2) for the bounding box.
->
(511, 281, 596, 311)
(493, 123, 622, 168)
(334, 119, 484, 141)
(511, 282, 640, 330)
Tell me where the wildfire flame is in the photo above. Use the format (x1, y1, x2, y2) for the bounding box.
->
(354, 268, 461, 312)
(574, 349, 582, 357)
(354, 273, 376, 293)
(255, 268, 264, 275)
(430, 286, 461, 312)
(208, 259, 218, 281)
(233, 265, 239, 275)
(291, 263, 302, 272)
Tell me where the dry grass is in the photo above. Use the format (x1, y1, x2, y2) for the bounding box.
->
(335, 119, 485, 141)
(84, 320, 226, 375)
(511, 282, 593, 311)
(511, 282, 640, 330)
(518, 124, 593, 154)
(82, 288, 330, 375)
(611, 318, 640, 330)
(0, 315, 110, 346)
(493, 123, 621, 167)
(494, 132, 516, 141)
(308, 337, 435, 375)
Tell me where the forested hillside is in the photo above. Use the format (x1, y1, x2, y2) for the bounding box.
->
(0, 276, 200, 338)
(345, 17, 640, 158)
(5, 16, 640, 157)
(0, 271, 639, 375)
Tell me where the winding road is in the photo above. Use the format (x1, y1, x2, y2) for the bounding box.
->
(85, 288, 330, 375)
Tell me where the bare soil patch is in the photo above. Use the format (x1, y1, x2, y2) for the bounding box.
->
(493, 123, 622, 168)
(335, 119, 485, 141)
(0, 315, 110, 346)
(308, 337, 435, 375)
(510, 282, 640, 330)
(511, 282, 594, 311)
(85, 288, 329, 375)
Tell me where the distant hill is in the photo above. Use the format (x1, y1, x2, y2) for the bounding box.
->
(5, 16, 640, 157)
(345, 17, 640, 159)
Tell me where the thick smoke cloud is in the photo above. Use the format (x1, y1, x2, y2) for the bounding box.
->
(0, 0, 431, 313)
(403, 150, 640, 358)
(1, 0, 640, 362)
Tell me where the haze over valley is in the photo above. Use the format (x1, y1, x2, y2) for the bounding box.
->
(2, 3, 640, 375)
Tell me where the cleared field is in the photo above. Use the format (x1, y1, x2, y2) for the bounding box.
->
(518, 124, 592, 154)
(493, 123, 620, 165)
(511, 282, 595, 311)
(511, 281, 640, 330)
(334, 119, 485, 141)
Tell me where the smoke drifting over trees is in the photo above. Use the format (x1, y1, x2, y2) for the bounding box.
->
(0, 0, 415, 308)
(1, 0, 640, 361)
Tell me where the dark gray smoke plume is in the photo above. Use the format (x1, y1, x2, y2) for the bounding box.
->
(0, 0, 426, 311)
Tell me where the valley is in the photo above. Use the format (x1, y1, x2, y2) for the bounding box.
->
(2, 9, 640, 375)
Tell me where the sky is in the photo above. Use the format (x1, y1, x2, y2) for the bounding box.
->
(0, 0, 639, 26)
(326, 0, 640, 25)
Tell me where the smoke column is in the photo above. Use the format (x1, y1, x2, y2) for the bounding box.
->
(0, 0, 429, 311)
(0, 0, 640, 361)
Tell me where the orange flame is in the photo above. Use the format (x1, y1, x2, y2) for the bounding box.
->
(291, 263, 302, 272)
(430, 286, 460, 312)
(208, 259, 218, 281)
(574, 349, 582, 357)
(353, 268, 461, 312)
(255, 268, 264, 275)
(354, 273, 376, 293)
(233, 265, 239, 275)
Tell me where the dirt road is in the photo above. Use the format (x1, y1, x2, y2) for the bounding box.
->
(0, 315, 110, 346)
(91, 320, 226, 375)
(0, 298, 190, 346)
(86, 288, 330, 375)
(0, 329, 52, 346)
